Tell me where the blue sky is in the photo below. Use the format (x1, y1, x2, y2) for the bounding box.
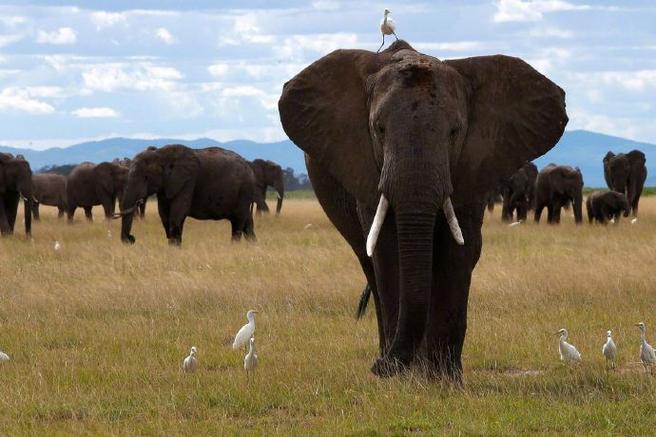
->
(0, 0, 654, 149)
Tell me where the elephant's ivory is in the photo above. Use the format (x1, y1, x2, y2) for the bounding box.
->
(112, 198, 144, 219)
(443, 198, 465, 245)
(366, 195, 389, 257)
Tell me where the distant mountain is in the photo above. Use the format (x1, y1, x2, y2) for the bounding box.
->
(1, 130, 654, 187)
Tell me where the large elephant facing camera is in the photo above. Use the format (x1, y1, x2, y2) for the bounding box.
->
(603, 150, 647, 217)
(0, 153, 33, 237)
(279, 40, 567, 380)
(534, 164, 583, 224)
(249, 159, 284, 215)
(119, 145, 257, 245)
(66, 161, 128, 222)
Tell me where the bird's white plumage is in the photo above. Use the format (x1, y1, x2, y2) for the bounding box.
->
(380, 8, 396, 36)
(0, 350, 9, 362)
(602, 330, 616, 366)
(244, 337, 258, 372)
(509, 220, 523, 227)
(182, 346, 197, 373)
(54, 241, 61, 252)
(233, 310, 257, 350)
(558, 328, 582, 363)
(631, 217, 638, 224)
(636, 322, 656, 369)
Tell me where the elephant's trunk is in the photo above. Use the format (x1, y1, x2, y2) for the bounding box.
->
(120, 181, 146, 244)
(573, 192, 583, 224)
(274, 178, 284, 216)
(19, 175, 33, 238)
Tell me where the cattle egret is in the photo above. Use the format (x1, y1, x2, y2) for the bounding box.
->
(182, 346, 198, 373)
(244, 337, 258, 378)
(54, 241, 61, 252)
(377, 8, 398, 53)
(635, 322, 656, 373)
(233, 310, 257, 350)
(0, 350, 9, 362)
(631, 217, 638, 224)
(107, 229, 112, 239)
(602, 330, 617, 369)
(557, 328, 582, 364)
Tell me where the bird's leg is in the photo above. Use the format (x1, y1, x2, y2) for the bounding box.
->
(392, 31, 399, 41)
(377, 35, 385, 53)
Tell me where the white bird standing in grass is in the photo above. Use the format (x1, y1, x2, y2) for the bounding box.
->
(631, 217, 638, 224)
(0, 350, 9, 362)
(182, 346, 198, 373)
(54, 240, 61, 252)
(244, 337, 258, 378)
(233, 310, 257, 350)
(602, 330, 617, 369)
(377, 8, 398, 53)
(557, 328, 582, 364)
(635, 322, 656, 373)
(509, 220, 522, 227)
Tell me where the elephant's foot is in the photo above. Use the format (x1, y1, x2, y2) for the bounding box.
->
(371, 356, 408, 378)
(121, 234, 135, 244)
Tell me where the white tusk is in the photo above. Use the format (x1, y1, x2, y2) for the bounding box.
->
(443, 197, 464, 245)
(366, 195, 389, 257)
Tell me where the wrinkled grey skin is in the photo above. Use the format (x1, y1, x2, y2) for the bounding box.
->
(501, 161, 538, 222)
(586, 190, 630, 224)
(249, 159, 284, 215)
(32, 173, 67, 220)
(120, 145, 257, 246)
(603, 150, 647, 217)
(113, 157, 146, 218)
(534, 164, 583, 224)
(279, 40, 567, 381)
(0, 153, 33, 237)
(66, 161, 128, 222)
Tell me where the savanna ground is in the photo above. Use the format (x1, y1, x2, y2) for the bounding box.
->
(1, 193, 656, 435)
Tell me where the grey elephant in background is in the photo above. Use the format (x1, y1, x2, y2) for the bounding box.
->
(32, 173, 67, 220)
(586, 190, 630, 224)
(603, 150, 647, 217)
(0, 153, 33, 237)
(501, 161, 538, 222)
(66, 161, 128, 222)
(534, 164, 583, 224)
(249, 159, 284, 215)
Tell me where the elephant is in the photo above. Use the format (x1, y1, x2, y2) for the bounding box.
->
(603, 150, 647, 217)
(534, 164, 583, 224)
(114, 157, 146, 218)
(119, 144, 257, 245)
(0, 153, 33, 237)
(483, 184, 503, 213)
(501, 161, 538, 222)
(32, 173, 67, 220)
(66, 161, 128, 222)
(586, 190, 630, 224)
(249, 159, 284, 215)
(278, 40, 567, 380)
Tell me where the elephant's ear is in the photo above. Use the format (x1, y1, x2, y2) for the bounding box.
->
(446, 55, 568, 201)
(279, 44, 411, 207)
(164, 155, 198, 199)
(94, 163, 114, 195)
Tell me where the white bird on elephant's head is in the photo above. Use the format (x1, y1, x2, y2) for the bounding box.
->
(377, 8, 398, 53)
(635, 322, 656, 373)
(557, 328, 581, 364)
(182, 346, 198, 373)
(602, 330, 617, 369)
(233, 310, 258, 350)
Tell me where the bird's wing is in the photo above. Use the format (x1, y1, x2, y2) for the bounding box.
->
(233, 325, 248, 349)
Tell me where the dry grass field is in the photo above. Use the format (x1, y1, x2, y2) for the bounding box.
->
(1, 196, 656, 435)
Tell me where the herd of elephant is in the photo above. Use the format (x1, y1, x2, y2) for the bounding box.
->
(485, 149, 647, 225)
(0, 147, 286, 244)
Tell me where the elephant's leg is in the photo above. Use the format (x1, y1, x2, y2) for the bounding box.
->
(552, 204, 562, 224)
(230, 218, 244, 242)
(167, 194, 191, 245)
(84, 206, 93, 222)
(631, 192, 642, 217)
(157, 194, 171, 239)
(243, 213, 256, 241)
(534, 204, 544, 223)
(57, 207, 65, 219)
(32, 203, 40, 221)
(307, 156, 389, 356)
(0, 199, 11, 235)
(101, 198, 114, 220)
(259, 188, 270, 214)
(5, 193, 19, 232)
(67, 205, 76, 223)
(517, 202, 528, 221)
(423, 204, 483, 382)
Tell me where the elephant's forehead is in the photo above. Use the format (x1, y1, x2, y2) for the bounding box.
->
(391, 49, 439, 66)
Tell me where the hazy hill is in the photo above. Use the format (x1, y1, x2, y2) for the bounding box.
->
(1, 130, 654, 187)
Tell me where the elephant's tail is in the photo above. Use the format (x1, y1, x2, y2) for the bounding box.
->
(355, 283, 372, 320)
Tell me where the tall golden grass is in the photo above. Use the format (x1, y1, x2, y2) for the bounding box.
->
(0, 197, 655, 434)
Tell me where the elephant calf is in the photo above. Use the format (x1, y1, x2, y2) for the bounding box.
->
(586, 190, 630, 224)
(32, 173, 67, 220)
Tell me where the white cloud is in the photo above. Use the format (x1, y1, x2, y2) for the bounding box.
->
(0, 88, 55, 114)
(220, 86, 278, 110)
(595, 70, 656, 91)
(82, 63, 183, 92)
(493, 0, 590, 23)
(0, 16, 27, 27)
(208, 63, 229, 78)
(36, 27, 77, 45)
(527, 26, 574, 38)
(156, 27, 176, 45)
(72, 107, 119, 118)
(90, 11, 127, 30)
(219, 13, 275, 46)
(312, 0, 340, 11)
(0, 33, 24, 47)
(275, 33, 358, 60)
(414, 41, 486, 52)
